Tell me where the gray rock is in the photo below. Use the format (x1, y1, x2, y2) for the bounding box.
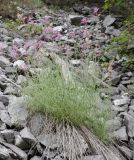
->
(125, 72, 133, 77)
(118, 84, 127, 92)
(0, 81, 7, 91)
(16, 75, 27, 85)
(103, 15, 116, 27)
(112, 105, 128, 112)
(0, 110, 11, 126)
(81, 6, 92, 15)
(4, 85, 19, 96)
(88, 15, 99, 24)
(20, 127, 36, 145)
(111, 75, 121, 86)
(30, 156, 41, 160)
(13, 60, 28, 71)
(69, 15, 84, 26)
(0, 95, 9, 106)
(13, 38, 24, 47)
(105, 27, 120, 36)
(8, 96, 28, 127)
(53, 26, 63, 32)
(5, 67, 17, 75)
(127, 41, 134, 50)
(28, 113, 46, 137)
(0, 144, 15, 160)
(0, 102, 5, 110)
(37, 133, 60, 149)
(117, 145, 133, 159)
(106, 118, 122, 132)
(1, 130, 15, 144)
(129, 138, 134, 150)
(129, 105, 134, 111)
(1, 142, 27, 160)
(124, 113, 134, 137)
(70, 59, 81, 66)
(15, 135, 30, 150)
(105, 48, 119, 59)
(113, 126, 128, 141)
(131, 99, 134, 105)
(121, 79, 134, 85)
(128, 110, 134, 117)
(84, 155, 105, 160)
(113, 97, 130, 106)
(0, 56, 10, 68)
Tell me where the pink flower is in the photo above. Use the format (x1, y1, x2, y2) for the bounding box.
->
(95, 48, 101, 57)
(68, 32, 76, 39)
(10, 46, 19, 58)
(81, 17, 88, 25)
(92, 7, 99, 16)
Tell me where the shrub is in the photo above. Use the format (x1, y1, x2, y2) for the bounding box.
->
(23, 64, 109, 140)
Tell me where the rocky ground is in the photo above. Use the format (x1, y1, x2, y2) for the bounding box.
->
(0, 3, 133, 160)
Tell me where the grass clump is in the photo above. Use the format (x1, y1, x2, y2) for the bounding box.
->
(23, 65, 109, 140)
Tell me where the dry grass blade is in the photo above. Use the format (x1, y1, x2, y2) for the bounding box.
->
(80, 126, 126, 160)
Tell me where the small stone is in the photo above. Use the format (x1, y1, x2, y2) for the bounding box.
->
(8, 96, 28, 127)
(1, 130, 15, 144)
(0, 95, 9, 106)
(105, 26, 120, 36)
(1, 142, 27, 160)
(28, 113, 45, 137)
(5, 67, 17, 74)
(84, 155, 105, 160)
(112, 105, 128, 112)
(111, 75, 121, 86)
(129, 138, 134, 150)
(103, 15, 116, 27)
(106, 118, 122, 132)
(128, 110, 134, 117)
(113, 126, 128, 141)
(13, 60, 28, 71)
(20, 127, 36, 145)
(0, 110, 11, 126)
(16, 75, 27, 85)
(0, 56, 10, 68)
(13, 38, 24, 47)
(121, 79, 134, 85)
(0, 102, 5, 110)
(4, 85, 19, 96)
(113, 98, 130, 106)
(127, 41, 134, 50)
(81, 6, 92, 15)
(124, 113, 134, 137)
(70, 59, 81, 66)
(69, 15, 84, 26)
(88, 15, 99, 24)
(30, 156, 41, 160)
(53, 26, 63, 32)
(118, 84, 127, 92)
(0, 144, 14, 159)
(129, 105, 134, 111)
(15, 135, 30, 150)
(117, 145, 133, 159)
(125, 72, 133, 77)
(37, 133, 60, 149)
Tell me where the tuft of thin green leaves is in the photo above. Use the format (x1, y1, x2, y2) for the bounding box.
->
(23, 65, 109, 140)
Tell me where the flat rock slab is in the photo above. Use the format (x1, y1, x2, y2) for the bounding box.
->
(8, 96, 28, 127)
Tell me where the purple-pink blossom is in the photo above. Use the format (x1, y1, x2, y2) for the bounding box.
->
(92, 7, 99, 16)
(81, 17, 88, 25)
